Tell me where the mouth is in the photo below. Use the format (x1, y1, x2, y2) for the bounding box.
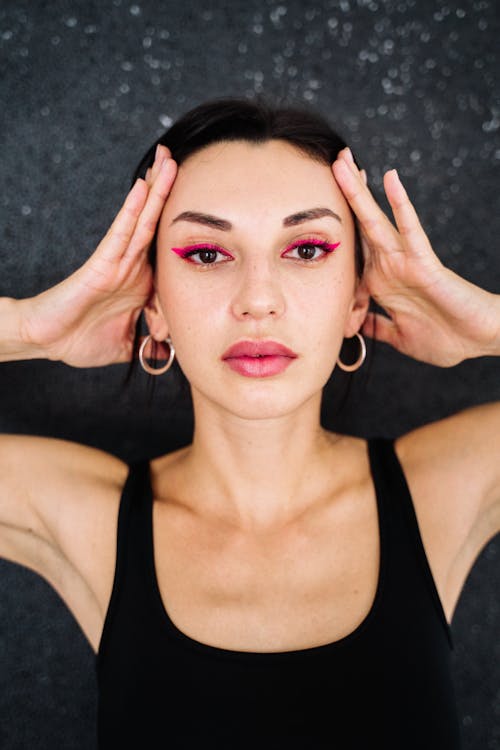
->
(221, 340, 298, 378)
(221, 340, 298, 360)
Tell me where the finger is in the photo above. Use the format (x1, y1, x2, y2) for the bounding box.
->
(150, 144, 170, 183)
(338, 148, 364, 180)
(339, 158, 370, 257)
(97, 178, 149, 262)
(362, 312, 400, 348)
(124, 157, 177, 260)
(383, 170, 434, 259)
(146, 144, 171, 187)
(332, 158, 398, 249)
(339, 146, 356, 166)
(150, 148, 163, 183)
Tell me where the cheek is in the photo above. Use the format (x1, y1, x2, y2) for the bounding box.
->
(288, 260, 358, 355)
(290, 254, 357, 315)
(156, 266, 226, 347)
(293, 276, 352, 348)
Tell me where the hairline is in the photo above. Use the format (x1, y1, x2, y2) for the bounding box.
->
(176, 135, 332, 169)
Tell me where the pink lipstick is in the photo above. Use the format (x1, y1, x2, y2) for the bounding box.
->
(222, 340, 298, 378)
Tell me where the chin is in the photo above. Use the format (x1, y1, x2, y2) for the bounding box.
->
(191, 379, 324, 421)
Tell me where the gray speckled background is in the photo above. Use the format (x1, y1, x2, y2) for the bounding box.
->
(0, 0, 499, 748)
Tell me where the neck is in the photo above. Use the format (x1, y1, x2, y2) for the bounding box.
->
(181, 389, 336, 531)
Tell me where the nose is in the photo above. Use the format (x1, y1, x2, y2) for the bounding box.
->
(230, 259, 286, 320)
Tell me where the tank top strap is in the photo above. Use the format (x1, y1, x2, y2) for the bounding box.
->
(97, 461, 153, 668)
(367, 437, 452, 647)
(368, 438, 415, 525)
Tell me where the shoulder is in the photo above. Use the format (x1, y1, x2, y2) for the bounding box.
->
(32, 437, 129, 548)
(10, 436, 129, 541)
(0, 433, 128, 486)
(0, 435, 129, 536)
(395, 402, 500, 516)
(0, 434, 129, 590)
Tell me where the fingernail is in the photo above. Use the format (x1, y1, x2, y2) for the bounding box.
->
(128, 179, 143, 200)
(160, 157, 171, 171)
(155, 144, 162, 162)
(334, 157, 351, 175)
(343, 147, 355, 164)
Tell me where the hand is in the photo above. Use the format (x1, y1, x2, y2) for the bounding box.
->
(332, 149, 499, 366)
(21, 145, 177, 367)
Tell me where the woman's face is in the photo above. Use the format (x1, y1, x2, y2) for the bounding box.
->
(149, 139, 368, 419)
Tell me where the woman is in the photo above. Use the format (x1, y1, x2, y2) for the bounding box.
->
(1, 99, 499, 748)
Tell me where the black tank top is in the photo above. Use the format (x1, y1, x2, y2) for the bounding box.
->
(96, 439, 461, 749)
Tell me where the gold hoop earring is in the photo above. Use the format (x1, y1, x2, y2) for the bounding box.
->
(139, 335, 176, 375)
(336, 332, 366, 372)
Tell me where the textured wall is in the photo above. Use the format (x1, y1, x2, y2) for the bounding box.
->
(0, 0, 499, 748)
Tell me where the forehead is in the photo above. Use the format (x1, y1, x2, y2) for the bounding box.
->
(160, 140, 350, 225)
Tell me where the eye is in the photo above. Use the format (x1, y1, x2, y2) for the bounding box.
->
(171, 243, 234, 265)
(282, 239, 340, 262)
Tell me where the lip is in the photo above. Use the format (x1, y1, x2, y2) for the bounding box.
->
(222, 340, 298, 359)
(221, 340, 298, 378)
(222, 339, 298, 359)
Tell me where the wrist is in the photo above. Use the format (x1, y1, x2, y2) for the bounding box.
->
(480, 292, 500, 357)
(0, 297, 45, 362)
(442, 270, 500, 362)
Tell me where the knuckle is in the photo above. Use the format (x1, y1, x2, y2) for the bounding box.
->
(139, 216, 158, 234)
(120, 204, 141, 223)
(126, 239, 150, 258)
(393, 196, 410, 210)
(153, 184, 171, 202)
(347, 185, 364, 202)
(362, 216, 381, 232)
(107, 228, 131, 244)
(398, 221, 417, 237)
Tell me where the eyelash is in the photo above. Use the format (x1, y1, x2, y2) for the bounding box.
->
(172, 239, 340, 267)
(284, 239, 341, 262)
(174, 243, 233, 265)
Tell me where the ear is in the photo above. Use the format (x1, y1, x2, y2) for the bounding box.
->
(344, 276, 370, 338)
(144, 291, 170, 341)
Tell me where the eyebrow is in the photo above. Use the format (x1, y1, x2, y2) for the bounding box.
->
(283, 207, 342, 226)
(170, 207, 342, 231)
(171, 211, 232, 230)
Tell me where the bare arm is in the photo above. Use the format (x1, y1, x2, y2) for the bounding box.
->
(0, 435, 126, 569)
(0, 145, 175, 580)
(396, 402, 500, 620)
(0, 434, 128, 651)
(0, 142, 174, 499)
(0, 297, 39, 362)
(332, 150, 500, 616)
